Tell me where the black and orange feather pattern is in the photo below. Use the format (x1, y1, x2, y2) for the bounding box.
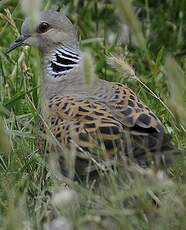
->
(37, 81, 174, 177)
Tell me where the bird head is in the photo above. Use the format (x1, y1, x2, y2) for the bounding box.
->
(7, 11, 78, 53)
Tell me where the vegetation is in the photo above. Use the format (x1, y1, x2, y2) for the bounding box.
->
(0, 0, 186, 229)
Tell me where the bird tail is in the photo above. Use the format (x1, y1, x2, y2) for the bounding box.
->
(130, 132, 183, 170)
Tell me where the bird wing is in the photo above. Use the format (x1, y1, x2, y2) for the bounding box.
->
(38, 87, 171, 173)
(102, 83, 164, 134)
(45, 95, 124, 159)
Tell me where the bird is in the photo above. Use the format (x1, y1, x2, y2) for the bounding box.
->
(7, 11, 176, 179)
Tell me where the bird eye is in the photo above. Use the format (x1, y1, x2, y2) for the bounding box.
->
(37, 22, 50, 33)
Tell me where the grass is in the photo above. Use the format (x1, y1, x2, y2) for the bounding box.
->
(1, 0, 186, 229)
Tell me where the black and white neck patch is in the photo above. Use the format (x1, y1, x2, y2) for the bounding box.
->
(47, 45, 80, 78)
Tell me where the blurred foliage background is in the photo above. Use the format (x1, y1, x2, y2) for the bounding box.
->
(0, 0, 186, 229)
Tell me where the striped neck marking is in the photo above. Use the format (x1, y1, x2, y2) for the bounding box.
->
(47, 45, 80, 78)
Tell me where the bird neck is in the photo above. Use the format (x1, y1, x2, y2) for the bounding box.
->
(42, 43, 87, 99)
(43, 43, 81, 80)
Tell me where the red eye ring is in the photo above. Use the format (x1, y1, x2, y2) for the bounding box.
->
(37, 22, 50, 33)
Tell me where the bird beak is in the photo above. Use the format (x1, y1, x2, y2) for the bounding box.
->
(6, 34, 30, 54)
